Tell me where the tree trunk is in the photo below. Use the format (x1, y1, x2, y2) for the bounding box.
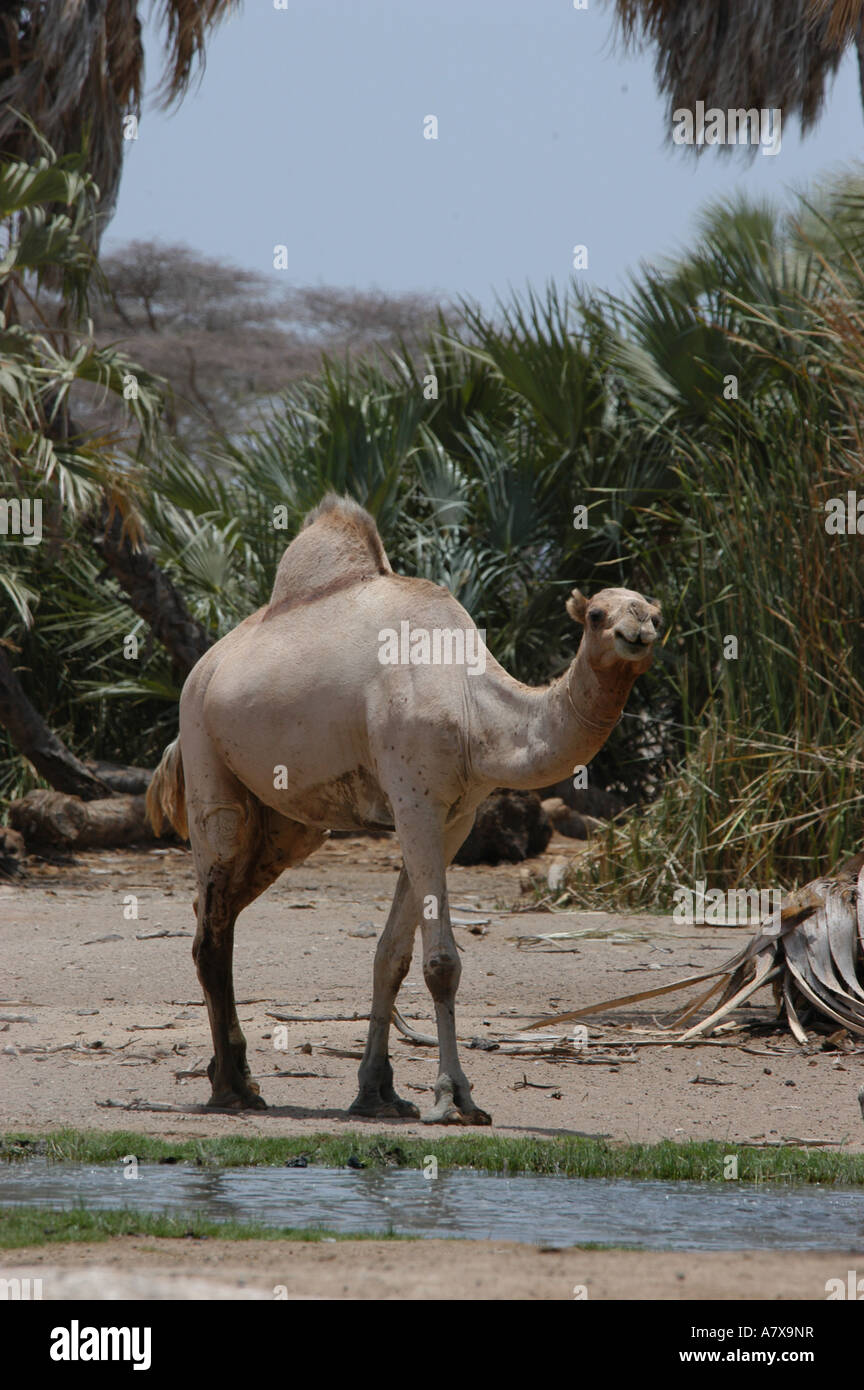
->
(84, 760, 153, 794)
(0, 647, 112, 799)
(86, 496, 211, 677)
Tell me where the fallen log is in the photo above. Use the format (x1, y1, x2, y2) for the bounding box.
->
(9, 789, 157, 849)
(0, 827, 26, 878)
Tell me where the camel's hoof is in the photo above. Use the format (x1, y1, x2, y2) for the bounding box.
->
(379, 1098, 421, 1119)
(420, 1103, 491, 1126)
(206, 1087, 268, 1112)
(207, 1058, 259, 1095)
(420, 1074, 491, 1126)
(348, 1093, 420, 1120)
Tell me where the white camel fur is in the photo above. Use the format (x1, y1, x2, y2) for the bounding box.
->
(147, 494, 662, 1124)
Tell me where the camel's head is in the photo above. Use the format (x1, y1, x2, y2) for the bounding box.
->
(566, 587, 662, 672)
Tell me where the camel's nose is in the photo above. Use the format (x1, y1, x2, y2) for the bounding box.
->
(615, 614, 658, 647)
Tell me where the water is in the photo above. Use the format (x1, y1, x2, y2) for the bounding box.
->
(2, 1160, 863, 1251)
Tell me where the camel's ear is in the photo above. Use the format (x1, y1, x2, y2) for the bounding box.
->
(566, 588, 588, 625)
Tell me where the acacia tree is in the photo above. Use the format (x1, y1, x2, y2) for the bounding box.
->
(89, 242, 446, 443)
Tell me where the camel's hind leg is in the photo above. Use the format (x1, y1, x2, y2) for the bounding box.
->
(188, 780, 326, 1111)
(194, 865, 258, 1110)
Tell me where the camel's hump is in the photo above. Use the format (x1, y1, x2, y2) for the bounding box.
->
(268, 493, 392, 607)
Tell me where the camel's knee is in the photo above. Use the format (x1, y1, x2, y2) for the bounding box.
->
(195, 801, 250, 861)
(193, 927, 229, 974)
(374, 947, 413, 994)
(423, 949, 460, 1000)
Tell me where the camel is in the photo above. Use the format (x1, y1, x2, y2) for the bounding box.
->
(147, 494, 663, 1124)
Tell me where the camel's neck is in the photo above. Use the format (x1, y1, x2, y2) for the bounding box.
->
(471, 646, 639, 791)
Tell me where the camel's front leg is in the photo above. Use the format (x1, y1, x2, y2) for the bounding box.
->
(349, 867, 420, 1119)
(400, 811, 491, 1126)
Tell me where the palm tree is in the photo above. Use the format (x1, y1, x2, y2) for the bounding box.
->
(0, 1, 238, 226)
(612, 0, 864, 133)
(0, 139, 208, 799)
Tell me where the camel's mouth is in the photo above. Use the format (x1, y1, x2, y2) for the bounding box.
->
(613, 632, 654, 661)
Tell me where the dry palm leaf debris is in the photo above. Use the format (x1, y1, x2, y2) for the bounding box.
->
(525, 852, 864, 1045)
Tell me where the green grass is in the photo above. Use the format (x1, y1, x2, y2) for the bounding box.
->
(0, 1205, 408, 1250)
(0, 1206, 639, 1252)
(2, 1128, 863, 1185)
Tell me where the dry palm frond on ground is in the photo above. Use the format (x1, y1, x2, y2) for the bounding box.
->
(528, 853, 864, 1044)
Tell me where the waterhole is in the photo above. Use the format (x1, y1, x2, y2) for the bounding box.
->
(2, 1160, 863, 1250)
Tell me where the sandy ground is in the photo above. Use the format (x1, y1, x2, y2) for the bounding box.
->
(2, 834, 863, 1299)
(2, 834, 862, 1147)
(3, 1238, 857, 1300)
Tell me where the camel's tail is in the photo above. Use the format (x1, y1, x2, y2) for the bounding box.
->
(146, 737, 187, 839)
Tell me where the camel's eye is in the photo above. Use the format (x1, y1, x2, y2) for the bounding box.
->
(589, 609, 605, 628)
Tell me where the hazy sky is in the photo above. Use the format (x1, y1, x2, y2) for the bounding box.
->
(108, 0, 864, 308)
